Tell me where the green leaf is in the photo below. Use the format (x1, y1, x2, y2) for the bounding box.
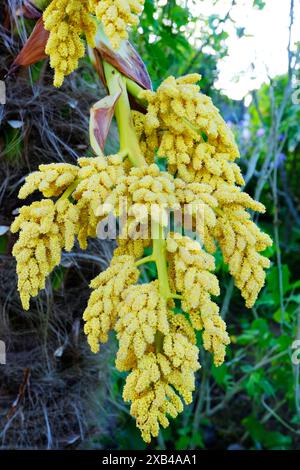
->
(175, 435, 190, 450)
(211, 364, 228, 386)
(243, 416, 292, 449)
(191, 433, 204, 449)
(260, 378, 275, 397)
(168, 5, 190, 27)
(273, 308, 289, 323)
(277, 335, 293, 350)
(245, 371, 261, 397)
(251, 318, 269, 335)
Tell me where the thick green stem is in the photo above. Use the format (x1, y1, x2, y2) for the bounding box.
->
(103, 62, 146, 168)
(125, 78, 148, 108)
(152, 225, 172, 300)
(152, 226, 172, 353)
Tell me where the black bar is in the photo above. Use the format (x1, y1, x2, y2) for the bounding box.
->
(0, 449, 298, 467)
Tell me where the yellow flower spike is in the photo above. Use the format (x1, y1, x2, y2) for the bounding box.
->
(73, 154, 126, 248)
(140, 74, 240, 181)
(166, 232, 219, 310)
(56, 199, 79, 251)
(11, 198, 79, 310)
(114, 236, 150, 259)
(122, 314, 200, 443)
(177, 144, 245, 186)
(200, 299, 230, 367)
(75, 197, 100, 250)
(115, 281, 169, 369)
(213, 186, 273, 308)
(174, 178, 218, 251)
(169, 313, 196, 345)
(94, 0, 145, 49)
(43, 0, 96, 87)
(165, 233, 230, 366)
(18, 163, 79, 199)
(105, 164, 180, 226)
(83, 255, 140, 353)
(132, 111, 156, 165)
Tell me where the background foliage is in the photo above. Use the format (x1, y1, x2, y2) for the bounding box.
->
(0, 0, 300, 450)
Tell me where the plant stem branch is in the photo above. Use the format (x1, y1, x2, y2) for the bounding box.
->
(152, 225, 172, 300)
(135, 255, 155, 267)
(59, 179, 80, 201)
(125, 78, 148, 108)
(103, 62, 146, 168)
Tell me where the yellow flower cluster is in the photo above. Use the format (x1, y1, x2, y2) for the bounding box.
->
(105, 164, 179, 226)
(213, 185, 272, 307)
(12, 155, 127, 309)
(43, 0, 145, 85)
(11, 199, 78, 310)
(166, 233, 230, 366)
(95, 0, 145, 49)
(73, 155, 125, 248)
(190, 143, 245, 187)
(18, 163, 79, 199)
(123, 314, 200, 443)
(82, 246, 202, 441)
(174, 178, 217, 251)
(14, 1, 274, 442)
(83, 260, 200, 441)
(138, 73, 272, 308)
(115, 281, 169, 369)
(132, 111, 154, 164)
(140, 74, 240, 182)
(186, 163, 272, 307)
(114, 235, 150, 258)
(83, 254, 139, 353)
(44, 0, 96, 87)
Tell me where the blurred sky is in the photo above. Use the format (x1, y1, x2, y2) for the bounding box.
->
(187, 0, 300, 100)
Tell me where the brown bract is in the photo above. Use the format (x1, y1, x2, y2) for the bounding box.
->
(11, 17, 49, 71)
(95, 39, 152, 91)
